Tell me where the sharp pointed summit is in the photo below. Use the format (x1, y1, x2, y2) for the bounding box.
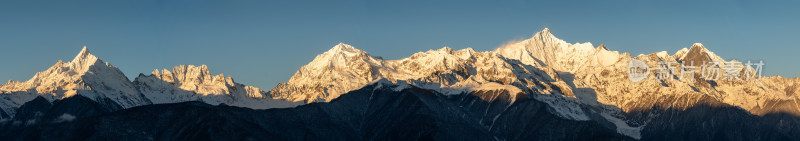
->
(76, 46, 89, 57)
(0, 46, 151, 116)
(680, 43, 725, 64)
(304, 43, 375, 69)
(533, 28, 556, 39)
(495, 28, 601, 71)
(69, 46, 102, 70)
(325, 43, 363, 56)
(332, 42, 353, 50)
(688, 43, 710, 53)
(72, 46, 93, 62)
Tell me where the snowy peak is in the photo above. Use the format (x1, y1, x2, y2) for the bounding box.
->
(145, 65, 236, 92)
(495, 28, 607, 72)
(269, 29, 800, 139)
(1, 46, 112, 94)
(134, 64, 300, 109)
(306, 43, 377, 69)
(329, 43, 360, 54)
(147, 65, 235, 94)
(326, 43, 367, 58)
(691, 43, 705, 49)
(682, 43, 710, 63)
(272, 28, 619, 103)
(171, 65, 224, 86)
(411, 47, 476, 61)
(530, 28, 560, 45)
(271, 40, 567, 104)
(73, 46, 90, 62)
(64, 46, 102, 73)
(539, 27, 552, 36)
(0, 46, 150, 116)
(679, 43, 725, 64)
(687, 43, 710, 56)
(270, 43, 385, 103)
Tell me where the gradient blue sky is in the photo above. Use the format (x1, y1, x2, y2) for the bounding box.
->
(1, 0, 798, 89)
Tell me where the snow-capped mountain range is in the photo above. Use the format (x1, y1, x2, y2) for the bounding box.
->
(0, 46, 299, 118)
(0, 47, 150, 117)
(134, 65, 300, 109)
(269, 28, 800, 138)
(1, 28, 798, 140)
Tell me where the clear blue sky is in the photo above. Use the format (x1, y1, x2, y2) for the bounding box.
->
(1, 0, 798, 90)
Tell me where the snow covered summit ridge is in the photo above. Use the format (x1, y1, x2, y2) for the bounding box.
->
(0, 46, 301, 117)
(269, 28, 800, 139)
(134, 64, 301, 109)
(0, 46, 151, 116)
